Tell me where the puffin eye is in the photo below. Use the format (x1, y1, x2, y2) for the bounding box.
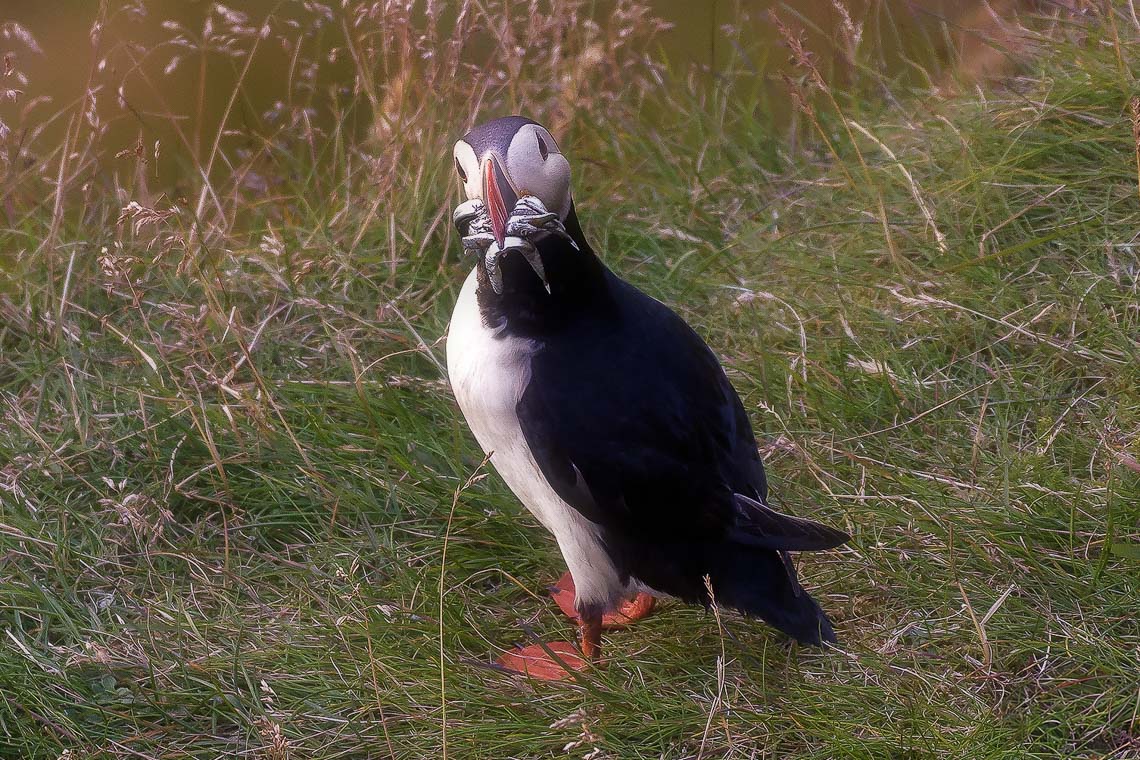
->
(455, 158, 467, 182)
(536, 133, 549, 161)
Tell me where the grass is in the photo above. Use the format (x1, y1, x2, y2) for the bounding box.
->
(1, 1, 1138, 758)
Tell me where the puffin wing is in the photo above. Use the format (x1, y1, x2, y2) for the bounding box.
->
(516, 382, 732, 538)
(515, 277, 844, 551)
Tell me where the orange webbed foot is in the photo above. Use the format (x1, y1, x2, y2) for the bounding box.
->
(550, 572, 656, 628)
(496, 642, 587, 681)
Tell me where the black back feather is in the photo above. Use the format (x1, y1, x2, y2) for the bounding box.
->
(495, 231, 847, 644)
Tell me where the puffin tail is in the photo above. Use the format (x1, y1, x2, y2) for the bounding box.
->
(707, 546, 837, 646)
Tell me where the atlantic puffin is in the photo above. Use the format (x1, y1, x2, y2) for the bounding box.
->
(446, 116, 849, 680)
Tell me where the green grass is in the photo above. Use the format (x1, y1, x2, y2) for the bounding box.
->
(1, 3, 1138, 758)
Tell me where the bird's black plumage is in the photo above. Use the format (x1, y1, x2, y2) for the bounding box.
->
(484, 209, 846, 644)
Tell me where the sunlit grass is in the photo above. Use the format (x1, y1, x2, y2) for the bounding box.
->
(1, 2, 1138, 758)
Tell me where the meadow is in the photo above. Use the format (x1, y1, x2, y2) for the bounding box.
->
(0, 2, 1137, 758)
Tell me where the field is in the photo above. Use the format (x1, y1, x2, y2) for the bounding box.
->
(0, 2, 1137, 758)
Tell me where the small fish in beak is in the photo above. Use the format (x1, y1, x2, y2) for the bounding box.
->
(477, 156, 553, 295)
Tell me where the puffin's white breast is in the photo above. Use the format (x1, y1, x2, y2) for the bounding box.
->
(445, 268, 624, 610)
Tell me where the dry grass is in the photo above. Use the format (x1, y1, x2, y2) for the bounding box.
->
(1, 1, 1138, 758)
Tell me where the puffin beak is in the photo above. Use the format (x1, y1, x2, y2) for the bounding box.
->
(482, 156, 517, 248)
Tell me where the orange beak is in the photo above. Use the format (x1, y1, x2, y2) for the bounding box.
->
(482, 156, 516, 248)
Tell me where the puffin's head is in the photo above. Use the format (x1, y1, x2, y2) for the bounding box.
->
(453, 116, 572, 247)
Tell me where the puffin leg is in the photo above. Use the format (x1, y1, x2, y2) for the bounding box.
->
(494, 572, 656, 681)
(551, 571, 656, 627)
(580, 607, 603, 660)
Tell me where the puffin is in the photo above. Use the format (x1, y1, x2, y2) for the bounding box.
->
(446, 116, 848, 680)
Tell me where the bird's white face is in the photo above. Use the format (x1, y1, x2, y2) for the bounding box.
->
(453, 122, 573, 228)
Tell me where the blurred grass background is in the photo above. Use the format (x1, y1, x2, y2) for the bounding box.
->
(1, 0, 968, 183)
(0, 1, 1138, 758)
